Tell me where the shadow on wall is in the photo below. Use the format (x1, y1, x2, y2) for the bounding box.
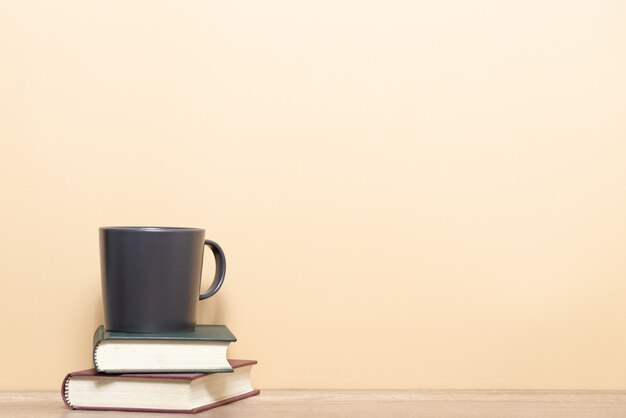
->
(92, 293, 104, 329)
(197, 294, 226, 325)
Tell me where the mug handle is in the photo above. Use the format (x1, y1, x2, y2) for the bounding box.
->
(199, 239, 226, 300)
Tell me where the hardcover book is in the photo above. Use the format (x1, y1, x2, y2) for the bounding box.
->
(93, 324, 236, 373)
(62, 359, 259, 413)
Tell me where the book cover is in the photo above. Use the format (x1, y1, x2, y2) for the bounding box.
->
(93, 324, 237, 344)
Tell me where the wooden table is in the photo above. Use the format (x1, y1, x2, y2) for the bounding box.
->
(2, 390, 626, 417)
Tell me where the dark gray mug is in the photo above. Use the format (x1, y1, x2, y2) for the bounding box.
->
(99, 227, 226, 333)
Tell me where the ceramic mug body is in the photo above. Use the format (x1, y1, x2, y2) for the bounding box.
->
(99, 227, 225, 333)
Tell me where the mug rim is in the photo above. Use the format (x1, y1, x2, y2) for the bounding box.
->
(100, 226, 204, 232)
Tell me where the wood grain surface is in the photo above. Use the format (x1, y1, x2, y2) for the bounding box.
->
(2, 390, 626, 417)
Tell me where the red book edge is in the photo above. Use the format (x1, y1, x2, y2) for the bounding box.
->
(62, 359, 259, 413)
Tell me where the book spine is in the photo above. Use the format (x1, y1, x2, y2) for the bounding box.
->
(93, 345, 101, 372)
(92, 325, 105, 348)
(61, 373, 74, 410)
(92, 325, 105, 372)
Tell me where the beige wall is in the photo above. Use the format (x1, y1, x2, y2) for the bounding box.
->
(1, 0, 626, 390)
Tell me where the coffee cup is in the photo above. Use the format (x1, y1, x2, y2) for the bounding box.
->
(99, 226, 226, 333)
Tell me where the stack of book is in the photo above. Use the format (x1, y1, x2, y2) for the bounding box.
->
(62, 324, 259, 413)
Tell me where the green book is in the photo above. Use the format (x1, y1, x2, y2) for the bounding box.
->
(92, 325, 237, 374)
